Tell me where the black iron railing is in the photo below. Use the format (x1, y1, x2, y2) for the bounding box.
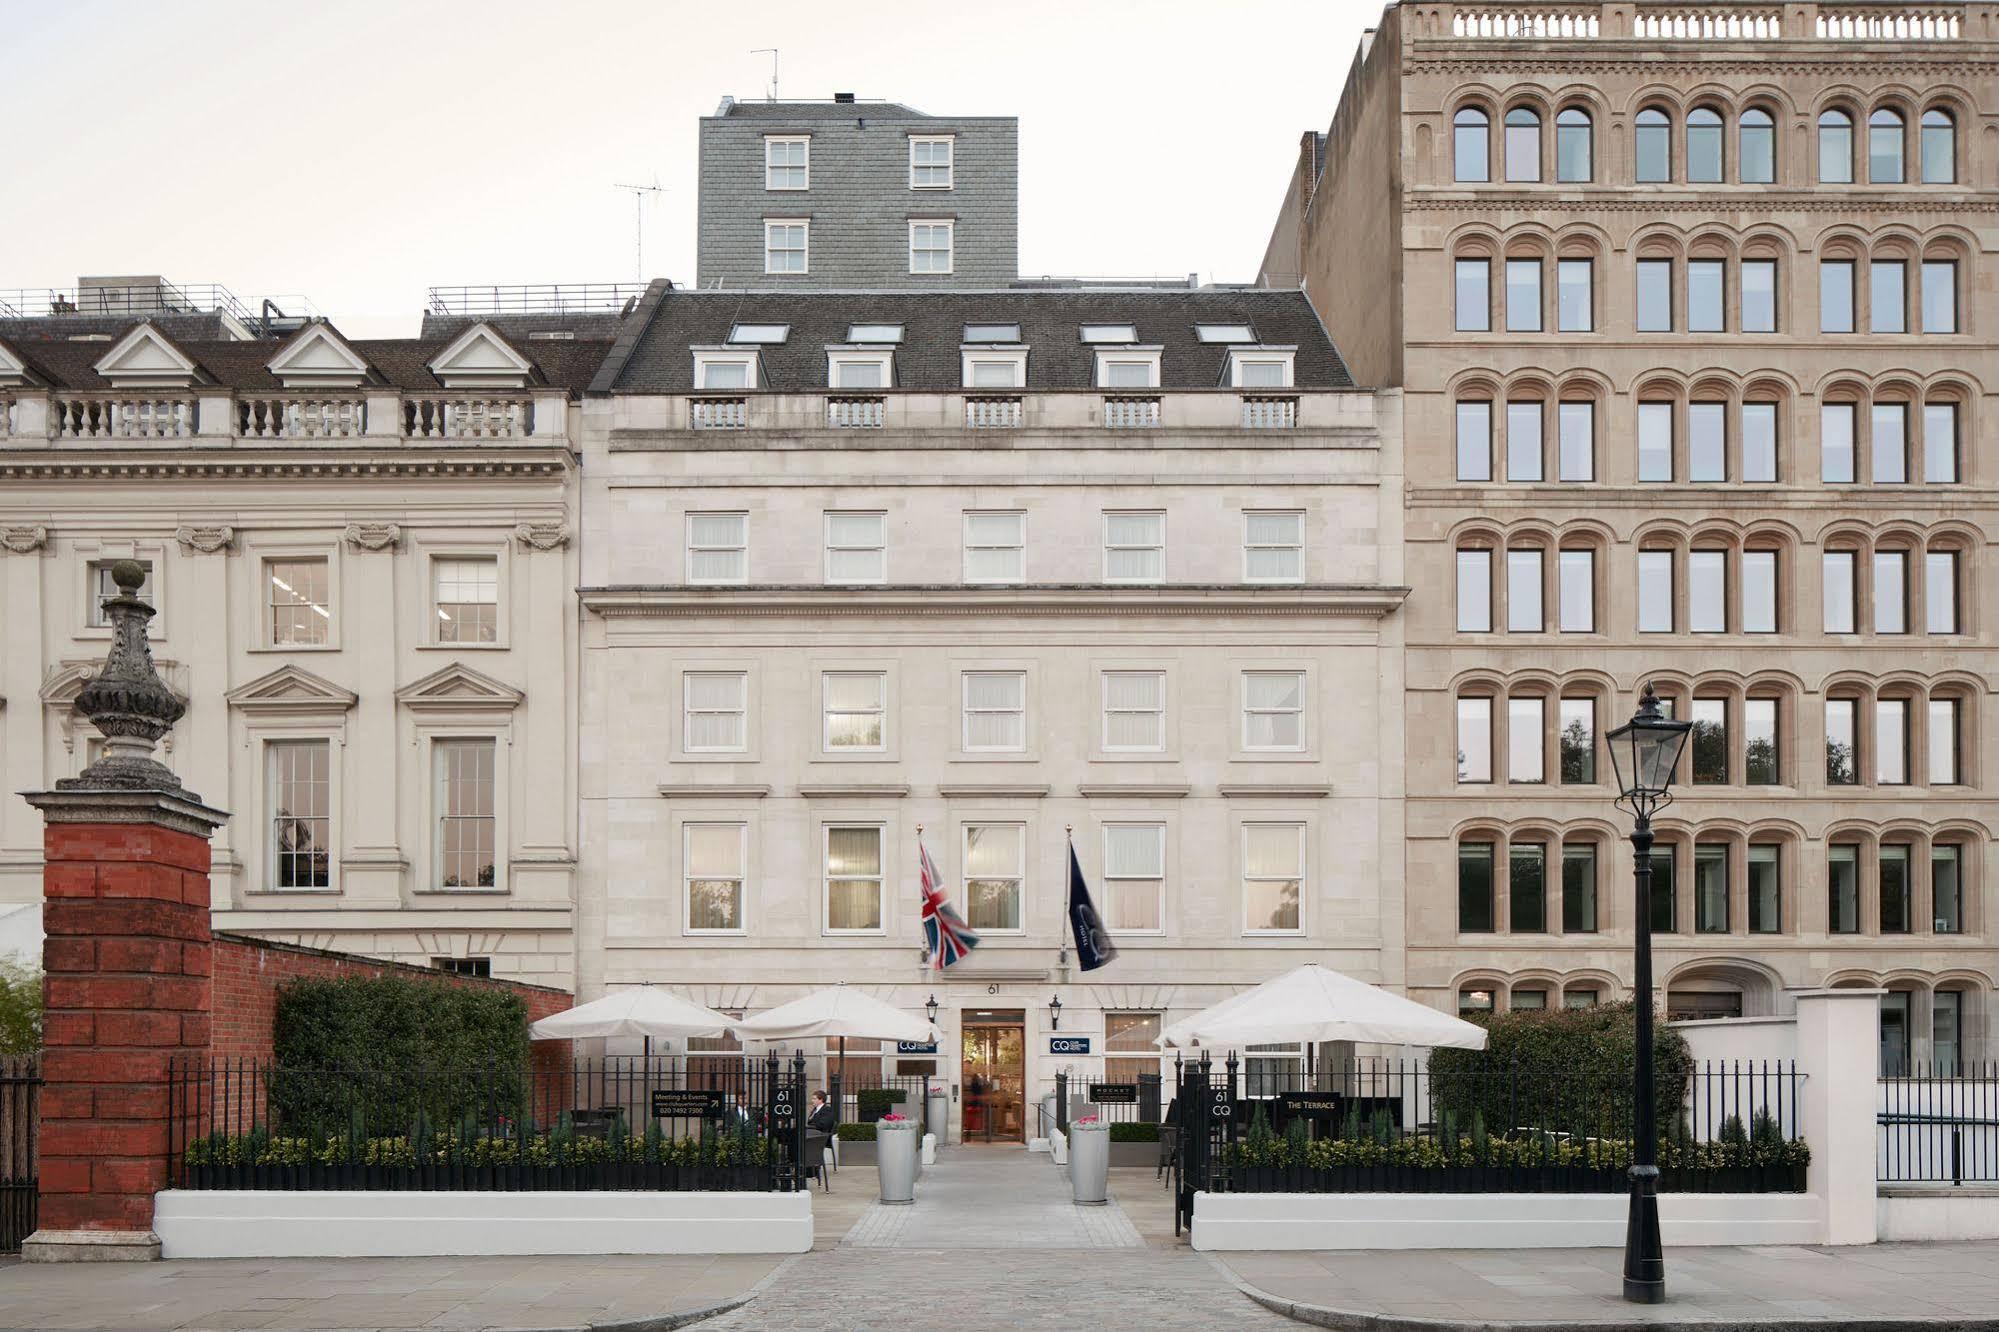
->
(0, 1057, 38, 1253)
(1879, 1062, 1999, 1184)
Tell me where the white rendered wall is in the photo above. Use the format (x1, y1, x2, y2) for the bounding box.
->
(1878, 1190, 1999, 1242)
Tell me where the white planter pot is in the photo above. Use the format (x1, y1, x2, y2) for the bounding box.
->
(876, 1120, 919, 1204)
(1069, 1120, 1110, 1205)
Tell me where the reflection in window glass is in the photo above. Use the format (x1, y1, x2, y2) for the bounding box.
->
(1454, 108, 1490, 182)
(1562, 844, 1597, 931)
(1687, 108, 1724, 182)
(1695, 845, 1728, 932)
(1923, 402, 1958, 483)
(1827, 844, 1860, 933)
(1748, 845, 1780, 933)
(1636, 259, 1673, 332)
(1688, 259, 1724, 332)
(1869, 109, 1905, 183)
(1691, 697, 1727, 783)
(1556, 108, 1592, 181)
(1819, 110, 1854, 183)
(1689, 401, 1726, 481)
(1688, 550, 1725, 633)
(1821, 402, 1856, 482)
(1456, 401, 1492, 481)
(1740, 108, 1775, 182)
(1745, 697, 1779, 784)
(1638, 401, 1673, 481)
(1459, 842, 1495, 931)
(1457, 696, 1492, 783)
(1508, 695, 1544, 783)
(1742, 259, 1776, 333)
(1457, 549, 1492, 632)
(1921, 109, 1956, 184)
(1507, 401, 1543, 482)
(1455, 258, 1491, 332)
(1505, 259, 1543, 332)
(1504, 107, 1541, 182)
(1638, 550, 1673, 632)
(1929, 697, 1960, 783)
(1557, 259, 1593, 332)
(1826, 698, 1858, 785)
(1877, 698, 1909, 784)
(1880, 844, 1912, 932)
(1743, 551, 1776, 633)
(1875, 551, 1907, 633)
(1558, 401, 1593, 481)
(1636, 108, 1672, 182)
(1510, 843, 1547, 932)
(1820, 260, 1855, 333)
(1873, 402, 1909, 484)
(1558, 549, 1594, 633)
(1922, 261, 1957, 333)
(1559, 696, 1595, 783)
(1871, 260, 1907, 334)
(1507, 548, 1543, 632)
(1742, 403, 1778, 482)
(1823, 551, 1856, 632)
(1926, 551, 1958, 634)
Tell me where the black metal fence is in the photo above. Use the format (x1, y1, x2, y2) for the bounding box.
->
(1047, 1072, 1165, 1129)
(169, 1054, 810, 1192)
(0, 1058, 37, 1253)
(1171, 1053, 1807, 1234)
(1879, 1063, 1999, 1184)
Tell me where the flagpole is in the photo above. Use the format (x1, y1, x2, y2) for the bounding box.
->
(1058, 825, 1073, 979)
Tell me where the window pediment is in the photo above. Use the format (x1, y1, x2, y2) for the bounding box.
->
(425, 322, 536, 389)
(396, 661, 524, 713)
(0, 335, 43, 389)
(267, 323, 373, 389)
(226, 664, 359, 716)
(91, 323, 203, 389)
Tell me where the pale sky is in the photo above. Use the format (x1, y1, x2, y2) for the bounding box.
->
(3, 0, 1380, 338)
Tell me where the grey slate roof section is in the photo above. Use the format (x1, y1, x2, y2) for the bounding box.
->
(598, 287, 1353, 393)
(0, 312, 247, 342)
(418, 311, 633, 341)
(697, 102, 1018, 290)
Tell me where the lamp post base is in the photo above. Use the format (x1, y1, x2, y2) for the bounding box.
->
(1622, 1276, 1666, 1305)
(1623, 1166, 1666, 1304)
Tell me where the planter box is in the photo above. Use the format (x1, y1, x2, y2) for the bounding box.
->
(181, 1162, 775, 1192)
(1110, 1141, 1158, 1168)
(1226, 1163, 1806, 1195)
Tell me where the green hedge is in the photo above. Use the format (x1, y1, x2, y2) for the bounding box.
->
(1109, 1121, 1160, 1143)
(1426, 1001, 1693, 1139)
(186, 1117, 772, 1170)
(270, 975, 529, 1138)
(837, 1122, 876, 1141)
(856, 1088, 906, 1121)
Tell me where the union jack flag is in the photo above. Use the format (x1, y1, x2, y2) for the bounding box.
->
(920, 838, 981, 971)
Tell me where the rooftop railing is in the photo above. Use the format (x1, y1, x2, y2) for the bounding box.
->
(426, 284, 650, 317)
(1425, 0, 1974, 39)
(7, 388, 556, 443)
(0, 282, 256, 321)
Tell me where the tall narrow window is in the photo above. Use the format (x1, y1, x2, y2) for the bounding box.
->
(1869, 108, 1905, 183)
(1505, 258, 1542, 331)
(1689, 401, 1726, 481)
(823, 672, 886, 751)
(1560, 696, 1596, 783)
(1556, 108, 1592, 182)
(1921, 109, 1956, 184)
(1872, 260, 1907, 334)
(1244, 824, 1304, 933)
(963, 511, 1026, 584)
(433, 557, 497, 644)
(964, 824, 1024, 932)
(1456, 696, 1493, 784)
(1504, 107, 1541, 182)
(1649, 848, 1677, 933)
(1819, 110, 1854, 183)
(1459, 842, 1495, 932)
(268, 739, 331, 890)
(825, 511, 887, 584)
(1687, 107, 1724, 182)
(825, 826, 884, 932)
(1102, 671, 1165, 751)
(1874, 550, 1908, 632)
(963, 671, 1026, 752)
(1741, 259, 1776, 333)
(1454, 108, 1490, 182)
(1923, 402, 1958, 483)
(1742, 402, 1778, 482)
(1820, 260, 1855, 334)
(1929, 697, 1962, 784)
(1244, 511, 1304, 582)
(1880, 844, 1912, 932)
(1688, 549, 1726, 633)
(1823, 550, 1857, 632)
(1454, 259, 1491, 332)
(1877, 697, 1910, 784)
(1745, 696, 1779, 784)
(764, 136, 808, 189)
(1557, 258, 1593, 331)
(1562, 844, 1598, 931)
(1635, 108, 1671, 182)
(1243, 671, 1305, 751)
(1743, 550, 1777, 633)
(910, 136, 954, 188)
(1103, 511, 1165, 583)
(1740, 108, 1775, 183)
(1874, 402, 1909, 483)
(1506, 401, 1544, 481)
(1638, 550, 1674, 632)
(1688, 259, 1725, 332)
(1508, 695, 1545, 783)
(1748, 845, 1780, 933)
(1827, 844, 1860, 933)
(1558, 548, 1594, 632)
(1638, 401, 1673, 481)
(1457, 549, 1492, 632)
(1826, 697, 1859, 784)
(1921, 261, 1957, 333)
(1933, 845, 1963, 934)
(266, 558, 330, 647)
(1691, 697, 1728, 783)
(1695, 845, 1729, 932)
(686, 824, 746, 932)
(1935, 989, 1964, 1074)
(1456, 400, 1493, 481)
(684, 672, 748, 751)
(1510, 843, 1547, 933)
(1103, 824, 1164, 932)
(687, 513, 748, 584)
(1558, 401, 1594, 481)
(1926, 551, 1959, 634)
(434, 738, 496, 890)
(1507, 548, 1543, 631)
(1636, 259, 1673, 332)
(1821, 402, 1856, 482)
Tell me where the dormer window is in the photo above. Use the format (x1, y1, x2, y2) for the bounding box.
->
(728, 323, 790, 345)
(962, 348, 1027, 389)
(425, 323, 534, 390)
(266, 323, 371, 389)
(1195, 324, 1256, 343)
(91, 323, 201, 390)
(964, 323, 1019, 343)
(1095, 348, 1162, 389)
(828, 349, 894, 389)
(1081, 324, 1138, 344)
(692, 350, 758, 390)
(1227, 348, 1296, 389)
(846, 324, 904, 344)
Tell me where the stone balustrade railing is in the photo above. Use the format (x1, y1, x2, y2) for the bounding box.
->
(691, 397, 748, 430)
(53, 396, 196, 440)
(0, 390, 563, 443)
(827, 396, 886, 429)
(1418, 0, 1979, 39)
(1103, 396, 1163, 429)
(965, 396, 1024, 429)
(1242, 395, 1301, 430)
(403, 395, 531, 439)
(237, 397, 366, 440)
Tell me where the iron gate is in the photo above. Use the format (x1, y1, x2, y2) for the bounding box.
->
(1173, 1052, 1241, 1236)
(0, 1057, 38, 1252)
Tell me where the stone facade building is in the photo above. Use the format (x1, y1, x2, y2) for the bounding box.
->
(696, 98, 1019, 289)
(575, 282, 1405, 1134)
(1261, 0, 1999, 1070)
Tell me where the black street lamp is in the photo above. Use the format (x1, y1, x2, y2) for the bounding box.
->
(1048, 995, 1063, 1030)
(1604, 682, 1694, 1306)
(925, 993, 941, 1026)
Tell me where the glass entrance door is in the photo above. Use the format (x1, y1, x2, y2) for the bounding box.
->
(960, 1013, 1025, 1143)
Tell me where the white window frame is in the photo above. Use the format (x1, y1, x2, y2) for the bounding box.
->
(684, 821, 748, 935)
(764, 135, 808, 190)
(909, 134, 955, 189)
(1242, 670, 1307, 752)
(824, 510, 887, 584)
(823, 823, 887, 936)
(962, 510, 1025, 584)
(961, 346, 1027, 389)
(827, 349, 894, 390)
(961, 822, 1025, 935)
(692, 350, 759, 390)
(1095, 348, 1162, 389)
(1243, 510, 1304, 583)
(263, 554, 334, 650)
(1103, 510, 1165, 584)
(1102, 822, 1166, 935)
(1195, 324, 1256, 343)
(1242, 822, 1306, 936)
(1080, 324, 1139, 344)
(682, 671, 748, 754)
(1101, 670, 1166, 753)
(430, 734, 503, 893)
(685, 511, 748, 585)
(1227, 348, 1296, 388)
(726, 323, 789, 345)
(764, 219, 809, 274)
(821, 670, 887, 753)
(961, 670, 1026, 753)
(908, 219, 954, 274)
(84, 553, 163, 636)
(430, 553, 501, 648)
(264, 735, 337, 894)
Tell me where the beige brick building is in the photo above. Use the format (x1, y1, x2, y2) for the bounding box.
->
(1262, 0, 1999, 1071)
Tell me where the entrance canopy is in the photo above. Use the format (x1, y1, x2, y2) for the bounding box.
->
(1157, 962, 1488, 1051)
(527, 985, 734, 1041)
(734, 983, 938, 1045)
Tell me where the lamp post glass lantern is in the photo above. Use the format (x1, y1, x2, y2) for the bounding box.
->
(926, 993, 941, 1026)
(1604, 682, 1693, 1305)
(1048, 995, 1063, 1030)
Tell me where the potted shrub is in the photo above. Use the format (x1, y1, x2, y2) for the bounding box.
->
(836, 1120, 878, 1166)
(1107, 1120, 1160, 1168)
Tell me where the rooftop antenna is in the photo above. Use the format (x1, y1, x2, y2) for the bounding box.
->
(751, 47, 779, 101)
(612, 177, 665, 281)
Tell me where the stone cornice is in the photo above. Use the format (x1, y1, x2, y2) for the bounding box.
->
(1218, 783, 1335, 799)
(1407, 193, 1999, 213)
(22, 786, 229, 838)
(582, 585, 1410, 620)
(657, 783, 773, 799)
(1406, 53, 1999, 76)
(796, 783, 912, 799)
(1076, 782, 1193, 799)
(0, 450, 571, 483)
(935, 783, 1054, 799)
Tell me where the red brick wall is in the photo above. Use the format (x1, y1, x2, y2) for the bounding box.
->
(209, 932, 572, 1078)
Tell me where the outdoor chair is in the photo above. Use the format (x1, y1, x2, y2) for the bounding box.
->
(1156, 1124, 1180, 1181)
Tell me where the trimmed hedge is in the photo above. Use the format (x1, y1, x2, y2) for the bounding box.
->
(856, 1088, 906, 1121)
(1109, 1121, 1160, 1143)
(1426, 1001, 1693, 1138)
(837, 1122, 877, 1142)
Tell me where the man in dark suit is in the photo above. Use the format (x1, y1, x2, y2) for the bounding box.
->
(807, 1090, 837, 1133)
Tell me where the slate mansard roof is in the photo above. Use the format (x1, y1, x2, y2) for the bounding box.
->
(593, 284, 1354, 394)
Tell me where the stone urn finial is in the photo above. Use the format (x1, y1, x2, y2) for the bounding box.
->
(59, 559, 194, 796)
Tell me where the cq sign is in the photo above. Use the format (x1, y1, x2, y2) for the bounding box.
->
(1048, 1036, 1092, 1055)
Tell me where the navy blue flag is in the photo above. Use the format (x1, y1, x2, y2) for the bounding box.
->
(1067, 843, 1118, 972)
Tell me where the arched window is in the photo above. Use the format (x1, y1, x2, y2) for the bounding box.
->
(1505, 107, 1542, 182)
(1869, 108, 1906, 183)
(1556, 108, 1592, 182)
(1454, 107, 1491, 182)
(1635, 107, 1672, 182)
(1819, 109, 1855, 183)
(1687, 107, 1724, 182)
(1921, 109, 1956, 184)
(1740, 108, 1775, 183)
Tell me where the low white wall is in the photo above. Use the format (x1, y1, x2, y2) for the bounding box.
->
(154, 1190, 812, 1259)
(1878, 1188, 1999, 1242)
(1190, 1191, 1821, 1252)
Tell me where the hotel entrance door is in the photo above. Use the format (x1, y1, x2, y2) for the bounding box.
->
(960, 1010, 1025, 1143)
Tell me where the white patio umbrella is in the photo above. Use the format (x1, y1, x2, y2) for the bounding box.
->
(733, 983, 939, 1094)
(1158, 962, 1489, 1052)
(528, 985, 735, 1043)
